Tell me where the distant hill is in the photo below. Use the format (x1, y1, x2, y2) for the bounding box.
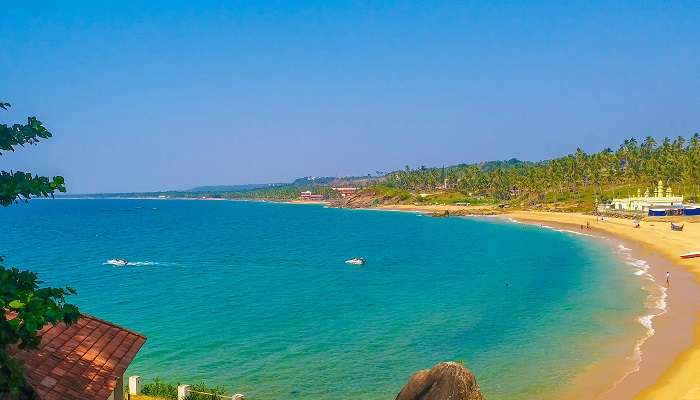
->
(192, 176, 381, 192)
(448, 158, 534, 172)
(479, 158, 535, 171)
(291, 176, 337, 186)
(189, 183, 286, 192)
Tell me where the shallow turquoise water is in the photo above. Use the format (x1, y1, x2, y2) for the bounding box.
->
(0, 200, 646, 399)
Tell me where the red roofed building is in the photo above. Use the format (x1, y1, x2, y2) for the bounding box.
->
(332, 187, 358, 198)
(9, 314, 146, 400)
(299, 191, 325, 201)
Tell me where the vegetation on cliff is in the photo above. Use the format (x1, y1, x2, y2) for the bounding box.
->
(372, 135, 700, 210)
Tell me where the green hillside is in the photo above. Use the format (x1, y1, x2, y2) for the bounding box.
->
(372, 135, 700, 211)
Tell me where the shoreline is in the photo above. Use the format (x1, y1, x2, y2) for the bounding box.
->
(500, 217, 669, 399)
(49, 198, 700, 397)
(504, 211, 700, 400)
(502, 215, 699, 399)
(365, 204, 700, 399)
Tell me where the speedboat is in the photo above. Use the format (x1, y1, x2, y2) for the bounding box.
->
(345, 258, 365, 265)
(680, 252, 700, 259)
(107, 258, 129, 266)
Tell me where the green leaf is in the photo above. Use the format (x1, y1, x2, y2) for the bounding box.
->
(8, 299, 25, 309)
(24, 319, 37, 333)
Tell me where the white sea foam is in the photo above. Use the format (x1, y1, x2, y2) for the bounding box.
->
(103, 260, 160, 267)
(640, 283, 668, 311)
(638, 315, 655, 334)
(626, 259, 649, 273)
(557, 229, 595, 237)
(537, 224, 596, 237)
(605, 243, 668, 393)
(503, 216, 668, 386)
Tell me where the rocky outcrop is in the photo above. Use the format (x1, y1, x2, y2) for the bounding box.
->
(332, 192, 397, 208)
(396, 362, 485, 400)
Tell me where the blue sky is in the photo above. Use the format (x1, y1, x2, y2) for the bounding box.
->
(2, 1, 698, 193)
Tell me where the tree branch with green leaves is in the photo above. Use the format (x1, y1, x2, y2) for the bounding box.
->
(0, 103, 66, 206)
(0, 101, 79, 396)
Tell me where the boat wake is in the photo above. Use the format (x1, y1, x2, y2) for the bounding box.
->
(104, 260, 160, 267)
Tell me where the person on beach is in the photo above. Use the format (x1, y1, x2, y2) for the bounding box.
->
(667, 271, 670, 286)
(586, 221, 590, 230)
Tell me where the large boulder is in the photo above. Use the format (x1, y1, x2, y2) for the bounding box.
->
(395, 362, 485, 400)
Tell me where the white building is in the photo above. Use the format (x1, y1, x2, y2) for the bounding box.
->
(607, 181, 684, 212)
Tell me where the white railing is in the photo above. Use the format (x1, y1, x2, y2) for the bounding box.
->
(178, 385, 245, 400)
(127, 376, 245, 400)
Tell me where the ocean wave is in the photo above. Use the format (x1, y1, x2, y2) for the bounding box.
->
(620, 313, 658, 382)
(638, 314, 655, 334)
(488, 215, 667, 392)
(538, 224, 596, 237)
(625, 259, 649, 273)
(605, 244, 668, 394)
(557, 229, 595, 237)
(645, 285, 667, 310)
(616, 247, 667, 313)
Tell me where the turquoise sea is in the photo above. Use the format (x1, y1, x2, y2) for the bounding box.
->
(1, 199, 648, 399)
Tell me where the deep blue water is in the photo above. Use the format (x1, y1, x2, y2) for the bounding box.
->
(0, 200, 646, 399)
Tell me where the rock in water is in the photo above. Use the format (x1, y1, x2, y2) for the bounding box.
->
(395, 362, 485, 400)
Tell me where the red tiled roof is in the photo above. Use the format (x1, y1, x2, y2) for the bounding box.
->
(9, 314, 146, 400)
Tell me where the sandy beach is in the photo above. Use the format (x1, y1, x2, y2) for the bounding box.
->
(369, 204, 700, 399)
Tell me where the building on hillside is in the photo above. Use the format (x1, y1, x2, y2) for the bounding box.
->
(299, 191, 325, 201)
(9, 313, 146, 400)
(332, 187, 358, 197)
(602, 181, 684, 213)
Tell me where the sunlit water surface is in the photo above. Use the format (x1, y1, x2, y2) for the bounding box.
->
(0, 200, 646, 399)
